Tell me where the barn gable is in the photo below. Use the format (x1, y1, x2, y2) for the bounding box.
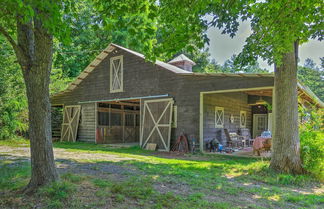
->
(53, 43, 190, 97)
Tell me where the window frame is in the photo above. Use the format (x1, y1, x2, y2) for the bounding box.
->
(110, 55, 124, 93)
(240, 110, 247, 128)
(215, 106, 224, 128)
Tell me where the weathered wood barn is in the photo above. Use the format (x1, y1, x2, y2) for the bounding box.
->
(51, 43, 323, 152)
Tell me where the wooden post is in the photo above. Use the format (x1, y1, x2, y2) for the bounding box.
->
(94, 102, 98, 144)
(272, 87, 276, 140)
(199, 92, 204, 152)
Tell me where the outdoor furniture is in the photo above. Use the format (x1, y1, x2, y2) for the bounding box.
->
(253, 137, 272, 156)
(224, 129, 242, 148)
(238, 128, 253, 147)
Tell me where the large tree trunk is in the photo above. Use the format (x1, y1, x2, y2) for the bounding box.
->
(270, 41, 303, 174)
(17, 16, 58, 192)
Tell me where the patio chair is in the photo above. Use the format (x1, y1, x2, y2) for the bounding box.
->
(224, 129, 241, 148)
(238, 128, 253, 147)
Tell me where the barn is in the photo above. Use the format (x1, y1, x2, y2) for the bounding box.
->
(51, 43, 323, 152)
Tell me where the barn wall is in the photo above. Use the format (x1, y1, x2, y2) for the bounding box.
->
(203, 92, 252, 146)
(77, 103, 96, 142)
(51, 46, 274, 147)
(174, 76, 273, 147)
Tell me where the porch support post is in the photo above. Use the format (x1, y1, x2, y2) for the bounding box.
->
(272, 87, 276, 143)
(94, 102, 98, 144)
(199, 92, 204, 152)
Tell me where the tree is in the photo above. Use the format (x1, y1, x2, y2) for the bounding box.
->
(195, 1, 322, 173)
(0, 0, 74, 191)
(104, 0, 323, 173)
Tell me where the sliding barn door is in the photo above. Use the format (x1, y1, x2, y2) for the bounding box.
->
(140, 98, 173, 151)
(61, 105, 81, 142)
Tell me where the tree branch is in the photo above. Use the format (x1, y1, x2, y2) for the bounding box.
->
(0, 25, 29, 66)
(0, 25, 19, 54)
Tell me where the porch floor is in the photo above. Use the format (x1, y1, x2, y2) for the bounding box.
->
(103, 142, 139, 148)
(206, 147, 271, 158)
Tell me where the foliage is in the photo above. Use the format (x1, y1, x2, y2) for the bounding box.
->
(0, 37, 28, 139)
(93, 0, 158, 60)
(50, 68, 72, 95)
(298, 58, 324, 101)
(221, 54, 268, 73)
(299, 107, 324, 179)
(53, 1, 108, 77)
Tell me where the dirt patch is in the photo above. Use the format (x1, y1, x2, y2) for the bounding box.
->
(153, 181, 192, 195)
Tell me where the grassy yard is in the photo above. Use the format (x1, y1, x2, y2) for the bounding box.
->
(0, 139, 323, 209)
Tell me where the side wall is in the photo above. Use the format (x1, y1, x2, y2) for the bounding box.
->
(203, 92, 252, 145)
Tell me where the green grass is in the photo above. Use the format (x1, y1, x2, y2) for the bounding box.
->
(0, 138, 29, 147)
(0, 140, 323, 208)
(0, 160, 30, 191)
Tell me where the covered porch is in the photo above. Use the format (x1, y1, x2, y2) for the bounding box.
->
(199, 87, 274, 153)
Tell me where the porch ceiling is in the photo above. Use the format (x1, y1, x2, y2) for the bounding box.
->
(244, 89, 273, 97)
(244, 87, 322, 108)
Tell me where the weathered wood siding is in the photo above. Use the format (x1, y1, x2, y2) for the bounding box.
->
(51, 47, 274, 145)
(203, 92, 252, 146)
(77, 103, 96, 142)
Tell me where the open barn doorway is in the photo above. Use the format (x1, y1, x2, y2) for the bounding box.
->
(51, 105, 64, 141)
(96, 99, 140, 145)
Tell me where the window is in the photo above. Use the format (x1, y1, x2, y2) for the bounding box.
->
(110, 55, 123, 93)
(240, 111, 247, 128)
(110, 112, 122, 126)
(125, 114, 135, 127)
(215, 107, 224, 128)
(98, 112, 109, 126)
(172, 106, 177, 128)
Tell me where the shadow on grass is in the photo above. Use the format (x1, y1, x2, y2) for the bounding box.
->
(0, 152, 322, 209)
(53, 141, 260, 165)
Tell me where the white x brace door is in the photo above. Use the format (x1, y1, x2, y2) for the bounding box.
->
(61, 105, 81, 142)
(140, 98, 174, 151)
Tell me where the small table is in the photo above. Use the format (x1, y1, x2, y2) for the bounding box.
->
(253, 137, 271, 155)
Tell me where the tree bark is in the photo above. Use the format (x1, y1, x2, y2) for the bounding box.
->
(270, 41, 304, 174)
(17, 15, 58, 192)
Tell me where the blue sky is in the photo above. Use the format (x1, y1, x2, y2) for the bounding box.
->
(206, 21, 324, 71)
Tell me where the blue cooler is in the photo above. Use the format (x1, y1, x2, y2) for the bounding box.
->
(218, 144, 223, 152)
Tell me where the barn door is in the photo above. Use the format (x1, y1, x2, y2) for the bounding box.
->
(61, 105, 81, 142)
(140, 98, 173, 151)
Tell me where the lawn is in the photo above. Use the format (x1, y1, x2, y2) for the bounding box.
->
(0, 139, 323, 209)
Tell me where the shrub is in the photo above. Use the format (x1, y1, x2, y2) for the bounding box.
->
(299, 108, 324, 180)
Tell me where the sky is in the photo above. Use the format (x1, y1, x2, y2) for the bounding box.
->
(206, 21, 324, 71)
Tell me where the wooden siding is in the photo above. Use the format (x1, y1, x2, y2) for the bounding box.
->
(51, 47, 274, 146)
(203, 92, 252, 146)
(77, 103, 96, 142)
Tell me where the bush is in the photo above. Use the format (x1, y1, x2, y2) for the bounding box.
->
(299, 108, 324, 180)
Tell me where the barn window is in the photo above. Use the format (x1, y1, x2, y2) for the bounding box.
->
(110, 55, 123, 93)
(110, 112, 122, 126)
(172, 106, 177, 128)
(215, 107, 224, 128)
(125, 114, 135, 126)
(240, 111, 247, 128)
(98, 112, 109, 126)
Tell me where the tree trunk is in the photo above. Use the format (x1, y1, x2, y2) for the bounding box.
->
(270, 41, 304, 174)
(17, 16, 58, 192)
